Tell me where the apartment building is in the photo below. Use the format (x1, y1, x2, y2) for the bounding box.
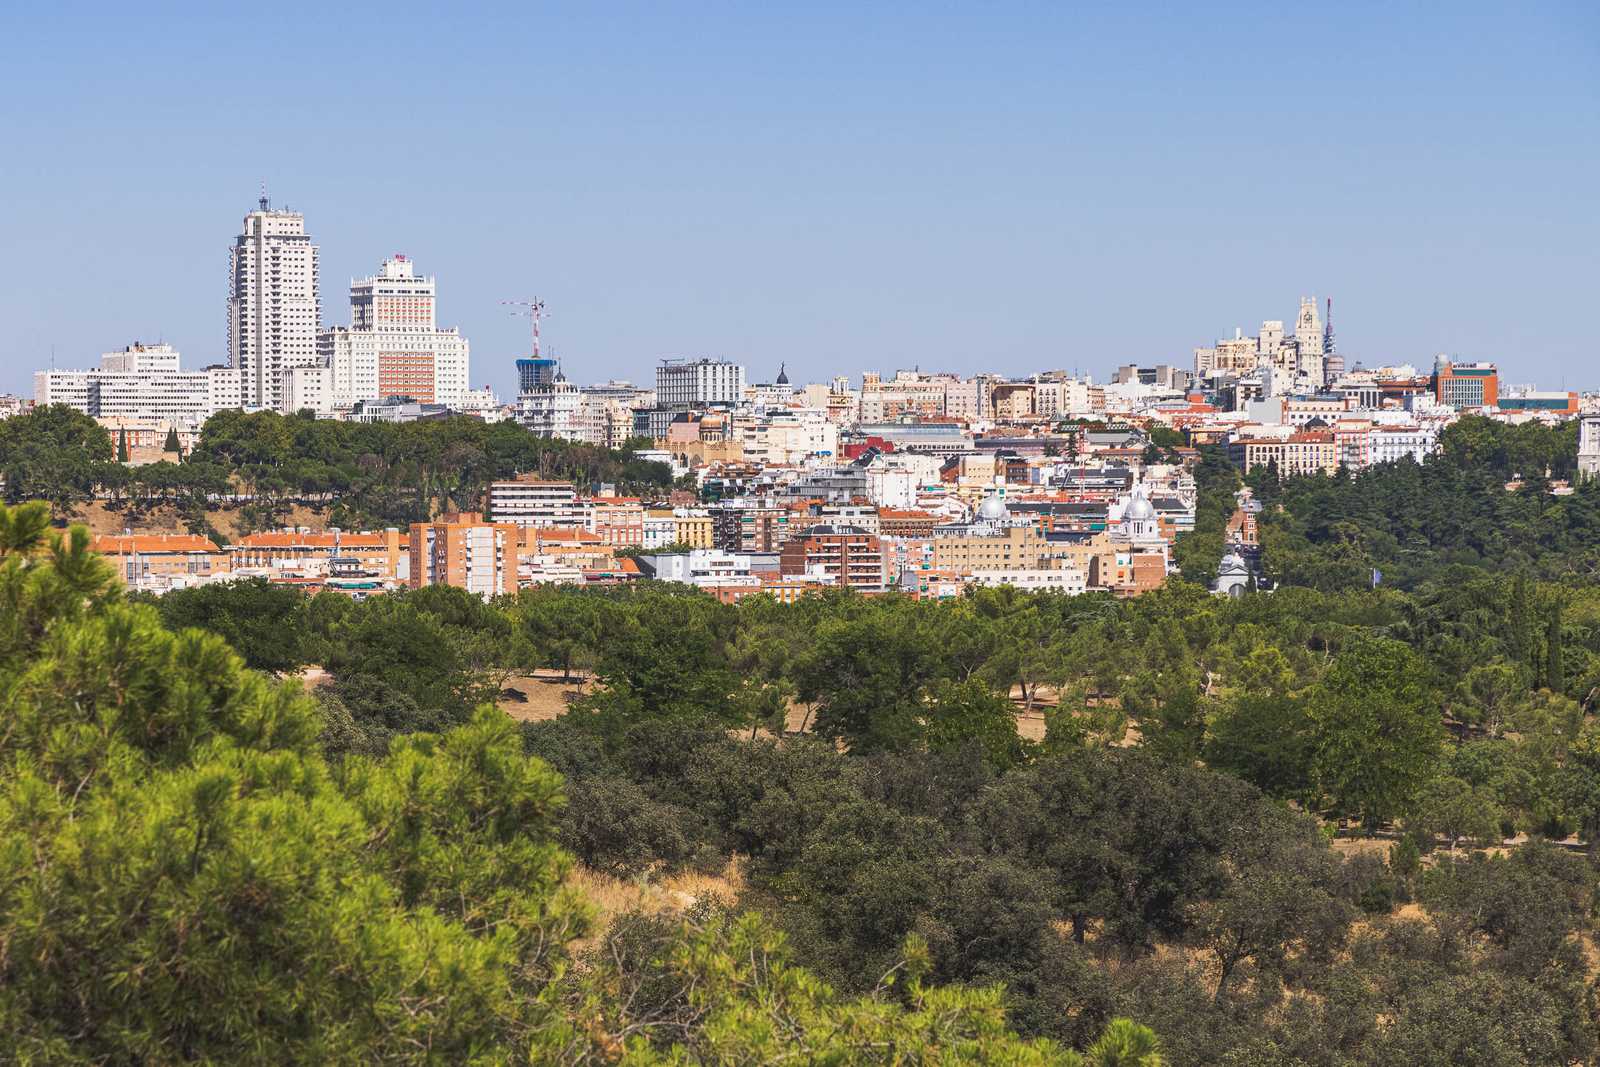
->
(517, 527, 616, 576)
(485, 479, 583, 526)
(229, 528, 406, 582)
(229, 197, 321, 411)
(408, 513, 520, 598)
(1227, 431, 1339, 476)
(712, 504, 792, 553)
(778, 524, 886, 593)
(673, 509, 715, 548)
(589, 497, 645, 547)
(877, 508, 944, 538)
(858, 371, 947, 421)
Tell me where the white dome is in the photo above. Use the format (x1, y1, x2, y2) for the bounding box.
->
(976, 495, 1010, 521)
(1124, 491, 1155, 522)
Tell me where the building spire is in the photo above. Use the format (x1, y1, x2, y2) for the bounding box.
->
(258, 181, 270, 212)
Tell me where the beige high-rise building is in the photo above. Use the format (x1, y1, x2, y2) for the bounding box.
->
(320, 255, 471, 409)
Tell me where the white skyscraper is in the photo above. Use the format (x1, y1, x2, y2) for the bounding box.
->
(228, 195, 322, 411)
(319, 255, 470, 408)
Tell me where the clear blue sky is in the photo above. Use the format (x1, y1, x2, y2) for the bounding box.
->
(2, 2, 1596, 398)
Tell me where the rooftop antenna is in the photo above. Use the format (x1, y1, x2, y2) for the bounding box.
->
(258, 181, 269, 212)
(501, 299, 548, 358)
(1324, 297, 1335, 353)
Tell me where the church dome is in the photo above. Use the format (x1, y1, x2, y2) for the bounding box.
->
(976, 495, 1010, 521)
(1124, 490, 1155, 522)
(776, 362, 789, 386)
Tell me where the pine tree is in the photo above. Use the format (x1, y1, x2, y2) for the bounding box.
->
(162, 425, 181, 455)
(116, 427, 128, 463)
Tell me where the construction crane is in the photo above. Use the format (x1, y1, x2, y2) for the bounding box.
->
(501, 299, 548, 358)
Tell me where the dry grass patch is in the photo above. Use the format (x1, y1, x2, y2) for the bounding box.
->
(567, 857, 746, 951)
(499, 671, 591, 723)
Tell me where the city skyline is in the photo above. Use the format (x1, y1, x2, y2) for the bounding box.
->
(3, 3, 1597, 399)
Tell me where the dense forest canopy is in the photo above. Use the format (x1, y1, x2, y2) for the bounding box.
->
(133, 563, 1600, 1062)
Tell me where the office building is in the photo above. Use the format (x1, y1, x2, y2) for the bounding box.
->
(656, 358, 746, 408)
(320, 255, 471, 408)
(636, 358, 747, 437)
(100, 342, 179, 374)
(1432, 357, 1499, 410)
(516, 358, 559, 392)
(33, 344, 241, 425)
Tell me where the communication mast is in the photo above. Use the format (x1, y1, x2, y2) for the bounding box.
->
(501, 299, 548, 357)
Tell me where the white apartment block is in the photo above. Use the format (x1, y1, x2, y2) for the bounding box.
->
(229, 198, 321, 411)
(486, 480, 584, 527)
(517, 379, 586, 441)
(743, 410, 838, 464)
(943, 378, 982, 421)
(283, 365, 336, 416)
(656, 359, 745, 409)
(969, 567, 1088, 595)
(643, 513, 679, 549)
(319, 255, 470, 408)
(1369, 424, 1440, 465)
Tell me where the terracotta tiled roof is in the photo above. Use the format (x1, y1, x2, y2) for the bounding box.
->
(91, 534, 221, 554)
(525, 527, 605, 544)
(233, 531, 390, 549)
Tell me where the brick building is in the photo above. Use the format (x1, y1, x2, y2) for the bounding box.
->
(778, 524, 886, 593)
